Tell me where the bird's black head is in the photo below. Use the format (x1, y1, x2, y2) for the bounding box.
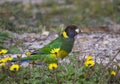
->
(62, 25, 80, 38)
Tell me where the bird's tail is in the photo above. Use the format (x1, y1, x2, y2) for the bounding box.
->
(11, 57, 30, 62)
(11, 54, 57, 63)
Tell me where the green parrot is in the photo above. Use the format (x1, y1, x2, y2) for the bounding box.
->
(12, 25, 80, 63)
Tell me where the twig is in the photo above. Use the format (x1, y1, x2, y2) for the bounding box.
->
(104, 50, 120, 69)
(98, 49, 120, 84)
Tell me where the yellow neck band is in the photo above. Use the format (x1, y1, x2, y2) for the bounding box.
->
(62, 31, 69, 38)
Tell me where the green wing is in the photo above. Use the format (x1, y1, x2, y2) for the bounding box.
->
(39, 35, 74, 54)
(39, 36, 63, 53)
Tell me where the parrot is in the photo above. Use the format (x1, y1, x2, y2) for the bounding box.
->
(12, 25, 80, 63)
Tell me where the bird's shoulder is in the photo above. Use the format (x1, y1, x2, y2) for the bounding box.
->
(39, 35, 64, 53)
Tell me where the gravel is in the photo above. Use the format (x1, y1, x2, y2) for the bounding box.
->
(2, 32, 120, 65)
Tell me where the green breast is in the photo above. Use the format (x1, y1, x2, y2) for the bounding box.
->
(61, 37, 74, 53)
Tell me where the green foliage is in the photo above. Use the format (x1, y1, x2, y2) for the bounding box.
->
(0, 31, 21, 53)
(0, 17, 16, 32)
(0, 52, 120, 84)
(0, 31, 13, 49)
(0, 0, 119, 33)
(7, 46, 21, 54)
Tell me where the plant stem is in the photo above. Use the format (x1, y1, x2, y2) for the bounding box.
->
(55, 70, 61, 84)
(98, 49, 120, 84)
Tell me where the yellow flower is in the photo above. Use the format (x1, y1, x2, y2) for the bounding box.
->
(25, 52, 31, 57)
(0, 49, 8, 55)
(50, 48, 60, 54)
(0, 57, 13, 63)
(0, 59, 3, 63)
(48, 63, 58, 70)
(0, 58, 6, 63)
(86, 56, 93, 61)
(0, 63, 5, 68)
(111, 70, 116, 76)
(51, 54, 57, 59)
(10, 64, 20, 71)
(84, 60, 95, 67)
(7, 57, 13, 61)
